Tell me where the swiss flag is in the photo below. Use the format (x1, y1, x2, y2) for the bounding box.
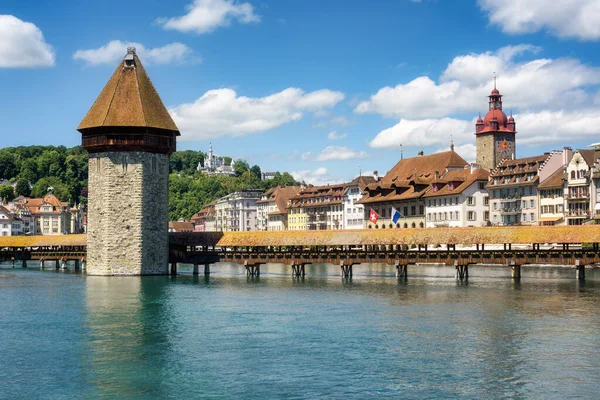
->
(369, 208, 379, 224)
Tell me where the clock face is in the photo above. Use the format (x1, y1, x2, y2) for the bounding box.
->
(489, 103, 494, 109)
(497, 139, 512, 154)
(496, 101, 501, 108)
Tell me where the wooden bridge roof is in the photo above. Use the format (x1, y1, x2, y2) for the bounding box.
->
(169, 225, 600, 247)
(0, 226, 596, 250)
(0, 234, 87, 247)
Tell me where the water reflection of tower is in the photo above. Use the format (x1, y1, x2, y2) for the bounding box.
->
(84, 277, 172, 397)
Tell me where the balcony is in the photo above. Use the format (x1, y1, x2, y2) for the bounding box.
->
(566, 193, 590, 201)
(566, 210, 590, 218)
(498, 207, 521, 215)
(498, 195, 521, 203)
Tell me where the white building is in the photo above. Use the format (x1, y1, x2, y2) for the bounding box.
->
(424, 165, 490, 228)
(0, 205, 22, 236)
(343, 176, 375, 229)
(197, 143, 236, 176)
(564, 149, 599, 225)
(537, 148, 572, 226)
(214, 190, 263, 232)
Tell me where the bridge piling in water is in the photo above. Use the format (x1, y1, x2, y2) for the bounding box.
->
(204, 264, 210, 275)
(192, 263, 199, 275)
(74, 259, 80, 271)
(55, 260, 60, 270)
(12, 258, 14, 268)
(455, 261, 468, 280)
(21, 259, 27, 268)
(291, 262, 305, 277)
(61, 259, 67, 270)
(170, 262, 177, 275)
(244, 261, 260, 277)
(575, 260, 585, 280)
(508, 259, 520, 280)
(395, 261, 408, 279)
(40, 259, 45, 269)
(340, 261, 353, 278)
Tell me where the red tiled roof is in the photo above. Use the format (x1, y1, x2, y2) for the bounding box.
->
(423, 167, 489, 198)
(538, 167, 565, 189)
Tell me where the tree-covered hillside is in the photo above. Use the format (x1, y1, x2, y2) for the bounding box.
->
(0, 146, 300, 221)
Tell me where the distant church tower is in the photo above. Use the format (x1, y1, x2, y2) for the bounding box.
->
(475, 79, 516, 171)
(77, 48, 180, 275)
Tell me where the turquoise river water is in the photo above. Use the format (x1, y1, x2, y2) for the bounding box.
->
(1, 262, 600, 399)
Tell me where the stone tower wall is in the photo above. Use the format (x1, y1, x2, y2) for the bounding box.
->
(476, 133, 516, 171)
(87, 151, 169, 275)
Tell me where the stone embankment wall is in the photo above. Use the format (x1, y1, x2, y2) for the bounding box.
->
(87, 151, 169, 275)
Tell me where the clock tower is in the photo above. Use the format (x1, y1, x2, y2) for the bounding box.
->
(475, 80, 516, 171)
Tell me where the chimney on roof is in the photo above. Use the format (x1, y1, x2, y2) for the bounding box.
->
(373, 170, 379, 181)
(434, 170, 439, 180)
(470, 163, 478, 174)
(418, 150, 424, 156)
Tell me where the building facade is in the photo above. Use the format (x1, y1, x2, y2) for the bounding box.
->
(343, 176, 375, 229)
(256, 186, 301, 231)
(359, 150, 468, 229)
(288, 184, 346, 230)
(191, 201, 216, 232)
(564, 149, 599, 225)
(215, 190, 263, 232)
(487, 155, 552, 226)
(424, 165, 490, 228)
(78, 47, 179, 275)
(475, 81, 517, 171)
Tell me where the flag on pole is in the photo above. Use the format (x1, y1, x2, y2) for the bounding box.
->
(391, 207, 402, 224)
(369, 209, 379, 224)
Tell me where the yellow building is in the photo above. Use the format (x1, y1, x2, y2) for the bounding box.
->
(287, 205, 308, 231)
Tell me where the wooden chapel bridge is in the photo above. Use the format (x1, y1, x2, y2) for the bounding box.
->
(1, 225, 598, 280)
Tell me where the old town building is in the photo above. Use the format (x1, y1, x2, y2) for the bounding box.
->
(215, 190, 262, 232)
(0, 205, 22, 236)
(288, 184, 346, 230)
(475, 80, 517, 171)
(424, 165, 490, 228)
(536, 148, 573, 226)
(564, 149, 600, 225)
(191, 200, 216, 232)
(343, 175, 375, 229)
(359, 149, 468, 229)
(256, 186, 301, 231)
(487, 155, 553, 226)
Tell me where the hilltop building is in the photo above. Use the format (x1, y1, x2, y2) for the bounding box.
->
(197, 143, 236, 176)
(78, 47, 179, 275)
(475, 80, 517, 171)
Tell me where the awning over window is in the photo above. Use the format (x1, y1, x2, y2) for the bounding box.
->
(538, 216, 563, 222)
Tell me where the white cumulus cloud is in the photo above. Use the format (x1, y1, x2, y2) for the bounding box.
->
(514, 109, 600, 146)
(156, 0, 260, 34)
(170, 87, 345, 139)
(479, 0, 600, 40)
(316, 146, 369, 161)
(0, 15, 55, 68)
(73, 40, 197, 66)
(369, 118, 473, 149)
(327, 131, 347, 140)
(355, 45, 600, 119)
(291, 167, 334, 186)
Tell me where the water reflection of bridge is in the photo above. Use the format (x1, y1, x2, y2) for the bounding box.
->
(1, 227, 599, 279)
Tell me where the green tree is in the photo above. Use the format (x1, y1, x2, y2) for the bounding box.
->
(250, 165, 262, 179)
(15, 179, 31, 197)
(31, 177, 70, 201)
(223, 156, 232, 166)
(0, 151, 17, 179)
(234, 160, 250, 177)
(0, 184, 15, 202)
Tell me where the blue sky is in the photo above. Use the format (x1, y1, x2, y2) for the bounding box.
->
(2, 0, 600, 184)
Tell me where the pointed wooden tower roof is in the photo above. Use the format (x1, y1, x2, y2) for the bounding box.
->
(78, 47, 179, 154)
(78, 47, 178, 133)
